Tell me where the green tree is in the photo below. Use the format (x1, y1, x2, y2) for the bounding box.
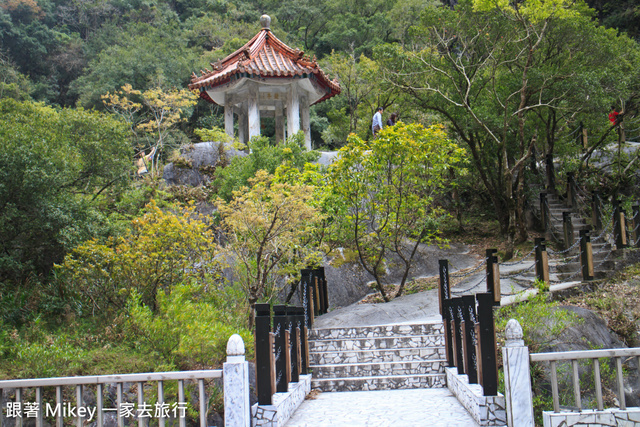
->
(213, 133, 319, 201)
(0, 99, 131, 285)
(216, 170, 323, 325)
(377, 0, 640, 249)
(59, 200, 221, 314)
(328, 122, 465, 300)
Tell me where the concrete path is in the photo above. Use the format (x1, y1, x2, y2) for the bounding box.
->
(284, 388, 480, 427)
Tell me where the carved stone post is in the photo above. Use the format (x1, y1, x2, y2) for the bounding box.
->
(224, 334, 251, 427)
(502, 319, 534, 427)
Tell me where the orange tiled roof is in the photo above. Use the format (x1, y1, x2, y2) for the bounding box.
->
(188, 27, 340, 105)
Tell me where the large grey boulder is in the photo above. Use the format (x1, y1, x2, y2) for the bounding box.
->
(163, 141, 247, 186)
(530, 305, 639, 408)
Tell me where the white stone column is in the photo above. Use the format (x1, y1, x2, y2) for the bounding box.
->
(275, 101, 285, 143)
(237, 105, 247, 146)
(286, 82, 300, 139)
(224, 94, 234, 139)
(248, 84, 261, 140)
(224, 334, 251, 427)
(502, 319, 534, 427)
(300, 94, 311, 150)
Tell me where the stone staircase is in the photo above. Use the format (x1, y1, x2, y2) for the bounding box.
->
(536, 191, 616, 280)
(307, 321, 447, 392)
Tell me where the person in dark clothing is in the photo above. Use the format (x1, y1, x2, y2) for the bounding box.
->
(387, 112, 398, 127)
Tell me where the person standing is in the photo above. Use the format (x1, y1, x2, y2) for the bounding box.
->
(372, 107, 383, 137)
(387, 112, 398, 127)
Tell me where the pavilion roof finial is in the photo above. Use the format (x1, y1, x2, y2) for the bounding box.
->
(260, 15, 271, 30)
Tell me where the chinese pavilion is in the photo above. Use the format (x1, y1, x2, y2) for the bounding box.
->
(188, 15, 341, 150)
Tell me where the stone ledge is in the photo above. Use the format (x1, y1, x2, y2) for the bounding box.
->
(446, 367, 507, 426)
(543, 408, 640, 427)
(252, 375, 311, 427)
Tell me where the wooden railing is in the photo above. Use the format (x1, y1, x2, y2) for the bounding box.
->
(530, 348, 640, 412)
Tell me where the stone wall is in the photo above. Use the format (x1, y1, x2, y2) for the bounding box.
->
(543, 408, 640, 426)
(446, 367, 507, 426)
(252, 374, 311, 427)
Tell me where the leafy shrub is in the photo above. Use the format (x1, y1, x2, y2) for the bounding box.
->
(125, 281, 253, 368)
(59, 200, 222, 316)
(213, 133, 319, 201)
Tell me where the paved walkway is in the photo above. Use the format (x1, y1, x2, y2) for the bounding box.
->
(285, 388, 480, 427)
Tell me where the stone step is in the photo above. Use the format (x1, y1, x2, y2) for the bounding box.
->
(311, 373, 446, 392)
(555, 259, 615, 273)
(308, 334, 444, 352)
(310, 359, 446, 379)
(309, 346, 446, 365)
(308, 321, 443, 341)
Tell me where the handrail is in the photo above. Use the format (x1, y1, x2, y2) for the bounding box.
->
(530, 347, 640, 362)
(529, 347, 640, 413)
(0, 369, 222, 388)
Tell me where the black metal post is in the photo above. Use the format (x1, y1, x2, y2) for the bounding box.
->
(273, 305, 289, 393)
(567, 172, 576, 208)
(592, 193, 602, 231)
(462, 295, 478, 384)
(633, 205, 640, 248)
(293, 306, 308, 375)
(563, 211, 574, 251)
(300, 269, 315, 327)
(485, 249, 500, 306)
(476, 293, 498, 396)
(438, 260, 454, 366)
(546, 154, 555, 191)
(286, 306, 299, 383)
(319, 267, 329, 314)
(451, 297, 465, 373)
(540, 193, 548, 232)
(255, 303, 273, 405)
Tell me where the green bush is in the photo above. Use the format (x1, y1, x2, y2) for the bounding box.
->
(125, 281, 253, 369)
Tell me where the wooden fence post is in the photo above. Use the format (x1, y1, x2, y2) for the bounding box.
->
(254, 304, 273, 405)
(486, 249, 501, 306)
(613, 199, 627, 248)
(579, 230, 594, 281)
(534, 238, 550, 283)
